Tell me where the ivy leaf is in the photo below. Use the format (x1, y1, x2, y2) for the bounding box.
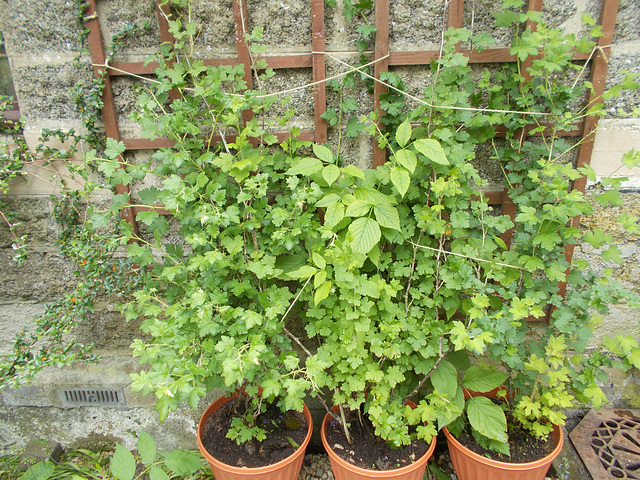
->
(313, 144, 334, 164)
(137, 431, 157, 465)
(322, 164, 341, 186)
(390, 165, 410, 197)
(395, 120, 412, 147)
(413, 139, 449, 165)
(462, 367, 508, 393)
(348, 217, 381, 254)
(110, 444, 136, 480)
(373, 204, 401, 231)
(467, 396, 508, 443)
(583, 383, 608, 409)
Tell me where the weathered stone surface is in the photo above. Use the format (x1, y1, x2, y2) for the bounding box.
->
(247, 0, 311, 51)
(2, 0, 83, 55)
(390, 0, 445, 50)
(18, 440, 63, 472)
(614, 0, 640, 43)
(11, 61, 93, 122)
(0, 303, 46, 357)
(0, 197, 61, 248)
(0, 249, 76, 303)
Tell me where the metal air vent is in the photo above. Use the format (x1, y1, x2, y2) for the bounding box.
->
(58, 387, 126, 407)
(570, 409, 640, 479)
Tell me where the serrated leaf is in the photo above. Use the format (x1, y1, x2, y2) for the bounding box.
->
(18, 462, 55, 480)
(286, 157, 323, 176)
(139, 186, 160, 205)
(314, 281, 332, 305)
(373, 204, 401, 231)
(149, 466, 170, 480)
(431, 360, 458, 399)
(287, 265, 318, 279)
(163, 450, 203, 476)
(467, 396, 508, 443)
(313, 144, 334, 163)
(323, 164, 341, 186)
(105, 138, 126, 159)
(390, 165, 410, 197)
(346, 200, 372, 217)
(324, 201, 345, 228)
(396, 120, 412, 147)
(413, 139, 449, 165)
(462, 367, 508, 393)
(110, 444, 136, 480)
(394, 149, 417, 173)
(342, 164, 365, 178)
(348, 217, 381, 254)
(137, 431, 157, 464)
(312, 252, 326, 269)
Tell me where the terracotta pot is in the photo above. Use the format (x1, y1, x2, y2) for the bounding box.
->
(320, 404, 437, 480)
(197, 394, 312, 480)
(443, 423, 563, 480)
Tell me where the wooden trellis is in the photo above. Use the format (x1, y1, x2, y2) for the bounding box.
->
(83, 0, 619, 310)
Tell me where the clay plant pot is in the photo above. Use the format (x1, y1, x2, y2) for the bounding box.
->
(320, 404, 437, 480)
(443, 423, 563, 480)
(197, 394, 312, 480)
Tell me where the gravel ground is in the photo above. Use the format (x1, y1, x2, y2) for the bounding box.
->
(297, 450, 458, 480)
(297, 450, 556, 480)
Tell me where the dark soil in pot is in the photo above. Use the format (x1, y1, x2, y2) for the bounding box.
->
(456, 425, 555, 464)
(324, 408, 430, 470)
(200, 396, 308, 468)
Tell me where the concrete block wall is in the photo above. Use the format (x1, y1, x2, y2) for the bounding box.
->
(0, 0, 639, 454)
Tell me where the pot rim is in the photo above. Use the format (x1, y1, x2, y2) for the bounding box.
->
(197, 393, 313, 474)
(320, 406, 437, 478)
(443, 424, 563, 470)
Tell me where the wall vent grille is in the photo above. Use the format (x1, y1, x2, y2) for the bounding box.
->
(58, 388, 126, 407)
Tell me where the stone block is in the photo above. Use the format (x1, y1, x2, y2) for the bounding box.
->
(0, 197, 60, 248)
(11, 60, 93, 123)
(605, 50, 640, 119)
(247, 0, 311, 52)
(391, 0, 445, 51)
(0, 303, 46, 356)
(591, 119, 640, 183)
(614, 0, 640, 44)
(2, 0, 83, 56)
(172, 0, 236, 57)
(0, 248, 76, 303)
(18, 440, 63, 472)
(96, 0, 162, 61)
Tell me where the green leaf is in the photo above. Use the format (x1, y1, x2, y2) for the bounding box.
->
(394, 149, 418, 173)
(342, 164, 365, 179)
(431, 360, 458, 399)
(390, 165, 410, 197)
(314, 281, 332, 305)
(462, 367, 508, 393)
(413, 139, 449, 165)
(346, 200, 373, 217)
(324, 201, 345, 228)
(348, 217, 381, 254)
(137, 431, 157, 465)
(163, 450, 203, 476)
(105, 138, 126, 159)
(467, 396, 508, 443)
(286, 158, 323, 176)
(287, 265, 318, 279)
(373, 204, 401, 231)
(323, 164, 341, 186)
(110, 444, 136, 480)
(18, 462, 55, 480)
(149, 466, 170, 480)
(313, 144, 334, 163)
(395, 119, 412, 147)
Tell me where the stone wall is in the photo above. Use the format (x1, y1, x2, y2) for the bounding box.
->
(0, 0, 639, 454)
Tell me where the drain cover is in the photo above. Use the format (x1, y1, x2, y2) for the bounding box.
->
(570, 409, 640, 479)
(58, 387, 127, 407)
